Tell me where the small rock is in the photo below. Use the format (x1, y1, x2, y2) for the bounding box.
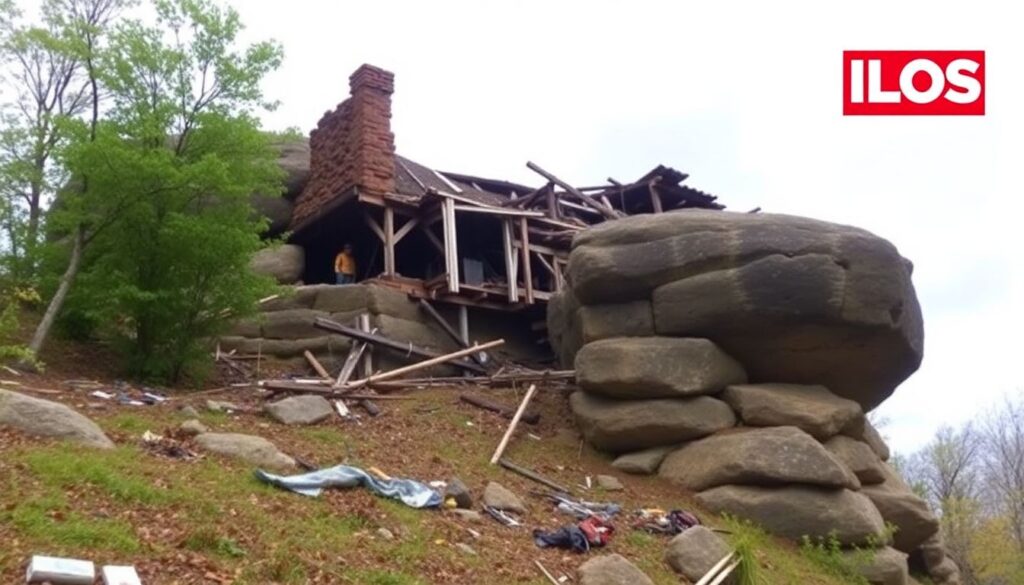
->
(206, 399, 242, 413)
(578, 554, 654, 585)
(482, 481, 526, 514)
(445, 477, 473, 509)
(455, 543, 477, 556)
(179, 419, 209, 436)
(450, 509, 483, 523)
(597, 474, 624, 491)
(0, 389, 114, 449)
(179, 405, 200, 418)
(195, 432, 296, 471)
(376, 527, 394, 540)
(264, 395, 333, 425)
(665, 526, 733, 582)
(612, 446, 674, 475)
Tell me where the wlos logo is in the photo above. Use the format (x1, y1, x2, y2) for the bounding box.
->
(843, 51, 985, 115)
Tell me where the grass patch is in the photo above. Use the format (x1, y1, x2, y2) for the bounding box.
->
(105, 413, 153, 434)
(347, 569, 425, 585)
(7, 495, 140, 553)
(19, 445, 174, 505)
(183, 526, 247, 558)
(799, 534, 870, 585)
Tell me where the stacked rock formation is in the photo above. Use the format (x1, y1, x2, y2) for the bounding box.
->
(549, 210, 960, 585)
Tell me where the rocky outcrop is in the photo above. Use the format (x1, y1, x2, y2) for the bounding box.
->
(912, 534, 963, 585)
(264, 395, 333, 425)
(251, 244, 305, 284)
(861, 476, 940, 552)
(841, 547, 909, 585)
(825, 435, 888, 485)
(0, 390, 114, 449)
(659, 427, 860, 491)
(722, 384, 863, 440)
(576, 337, 746, 399)
(664, 525, 734, 582)
(195, 433, 296, 471)
(570, 391, 736, 453)
(612, 445, 674, 475)
(559, 210, 923, 410)
(697, 485, 887, 546)
(577, 554, 654, 585)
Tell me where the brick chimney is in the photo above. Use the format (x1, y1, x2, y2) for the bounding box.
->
(291, 64, 396, 229)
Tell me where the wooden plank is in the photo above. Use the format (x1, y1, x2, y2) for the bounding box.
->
(553, 257, 564, 291)
(510, 239, 568, 259)
(535, 253, 556, 278)
(490, 384, 538, 464)
(442, 196, 460, 294)
(498, 458, 571, 494)
(334, 341, 368, 387)
(393, 216, 419, 243)
(526, 161, 620, 219)
(501, 218, 519, 303)
(546, 188, 558, 219)
(519, 217, 534, 304)
(557, 198, 602, 216)
(696, 553, 738, 585)
(364, 211, 385, 242)
(383, 206, 396, 275)
(649, 182, 664, 213)
(358, 314, 374, 379)
(346, 339, 505, 389)
(303, 351, 330, 379)
(460, 394, 540, 425)
(452, 204, 545, 218)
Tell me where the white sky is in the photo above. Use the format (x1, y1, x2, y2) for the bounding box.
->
(239, 0, 1022, 455)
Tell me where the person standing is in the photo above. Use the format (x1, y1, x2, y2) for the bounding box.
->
(334, 244, 357, 285)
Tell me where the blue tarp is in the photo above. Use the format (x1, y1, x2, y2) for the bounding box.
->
(254, 464, 442, 509)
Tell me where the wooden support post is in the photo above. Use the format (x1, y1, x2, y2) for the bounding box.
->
(502, 218, 519, 303)
(442, 197, 460, 293)
(358, 314, 373, 379)
(553, 258, 564, 291)
(393, 216, 419, 243)
(648, 182, 664, 213)
(334, 341, 368, 387)
(490, 384, 538, 464)
(526, 161, 621, 219)
(383, 206, 395, 275)
(545, 186, 558, 219)
(457, 305, 469, 345)
(364, 212, 385, 242)
(519, 217, 534, 304)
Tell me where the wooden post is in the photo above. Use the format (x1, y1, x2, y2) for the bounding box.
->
(358, 314, 373, 378)
(383, 206, 396, 275)
(345, 339, 505, 389)
(545, 186, 558, 219)
(457, 305, 469, 345)
(502, 218, 519, 303)
(303, 350, 330, 379)
(553, 258, 564, 291)
(490, 384, 538, 464)
(648, 182, 664, 213)
(442, 197, 460, 293)
(519, 217, 534, 304)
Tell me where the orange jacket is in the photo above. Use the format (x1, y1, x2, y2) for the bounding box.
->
(335, 251, 356, 275)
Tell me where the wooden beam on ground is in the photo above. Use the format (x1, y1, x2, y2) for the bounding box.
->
(314, 317, 486, 374)
(490, 384, 538, 464)
(519, 217, 534, 304)
(696, 553, 738, 585)
(334, 340, 369, 387)
(501, 218, 519, 303)
(460, 394, 540, 424)
(526, 161, 621, 220)
(345, 339, 504, 390)
(303, 351, 330, 379)
(498, 458, 571, 494)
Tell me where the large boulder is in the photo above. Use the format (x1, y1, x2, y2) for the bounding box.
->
(664, 525, 734, 582)
(264, 395, 333, 425)
(0, 390, 114, 449)
(824, 435, 888, 485)
(217, 335, 342, 358)
(313, 283, 421, 321)
(722, 384, 863, 440)
(841, 547, 909, 585)
(861, 479, 940, 552)
(195, 433, 297, 471)
(660, 426, 860, 491)
(697, 484, 887, 546)
(262, 309, 331, 339)
(566, 211, 922, 409)
(570, 391, 736, 453)
(251, 244, 305, 284)
(845, 418, 892, 461)
(272, 139, 311, 199)
(575, 337, 746, 399)
(913, 534, 963, 585)
(577, 554, 654, 585)
(577, 301, 654, 342)
(612, 445, 675, 475)
(251, 194, 294, 237)
(547, 291, 583, 366)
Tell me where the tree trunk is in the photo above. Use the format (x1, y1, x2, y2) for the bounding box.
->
(28, 225, 85, 356)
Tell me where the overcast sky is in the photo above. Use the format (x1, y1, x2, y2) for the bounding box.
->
(235, 0, 1022, 454)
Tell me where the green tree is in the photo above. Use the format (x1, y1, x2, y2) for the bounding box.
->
(52, 0, 283, 381)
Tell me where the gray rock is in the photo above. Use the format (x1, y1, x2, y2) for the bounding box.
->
(217, 336, 338, 358)
(596, 474, 624, 491)
(722, 383, 864, 440)
(445, 477, 473, 509)
(565, 211, 922, 410)
(841, 547, 909, 585)
(861, 480, 939, 552)
(251, 244, 305, 284)
(455, 543, 477, 556)
(824, 435, 887, 485)
(260, 285, 323, 311)
(271, 138, 311, 199)
(179, 405, 200, 418)
(612, 446, 674, 475)
(206, 399, 242, 413)
(0, 390, 114, 449)
(665, 525, 734, 582)
(570, 391, 736, 453)
(482, 481, 525, 514)
(659, 426, 860, 491)
(195, 432, 296, 471)
(371, 314, 454, 351)
(264, 395, 333, 425)
(576, 337, 747, 399)
(179, 419, 209, 436)
(697, 484, 887, 546)
(251, 193, 294, 238)
(846, 418, 892, 462)
(450, 509, 483, 523)
(578, 301, 654, 342)
(578, 554, 654, 585)
(262, 309, 331, 339)
(915, 534, 962, 584)
(312, 283, 421, 322)
(547, 291, 584, 367)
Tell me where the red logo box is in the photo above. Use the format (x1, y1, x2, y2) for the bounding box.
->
(843, 51, 985, 115)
